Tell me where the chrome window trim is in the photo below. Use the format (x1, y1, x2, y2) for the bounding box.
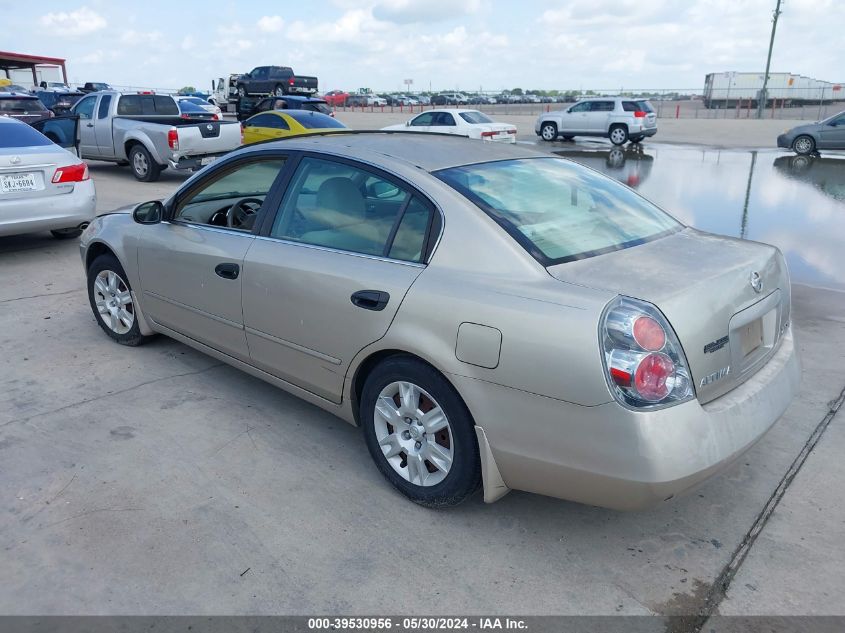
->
(253, 234, 425, 268)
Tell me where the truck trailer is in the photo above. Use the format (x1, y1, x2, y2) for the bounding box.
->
(703, 72, 842, 108)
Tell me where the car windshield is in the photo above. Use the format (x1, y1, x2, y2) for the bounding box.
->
(0, 122, 53, 148)
(0, 98, 46, 112)
(435, 158, 681, 265)
(459, 111, 494, 124)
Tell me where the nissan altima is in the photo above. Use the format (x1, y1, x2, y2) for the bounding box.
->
(79, 133, 799, 510)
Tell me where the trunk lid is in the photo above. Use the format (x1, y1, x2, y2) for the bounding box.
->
(547, 228, 791, 403)
(0, 147, 71, 200)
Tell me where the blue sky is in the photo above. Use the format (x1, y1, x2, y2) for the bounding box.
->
(2, 0, 843, 92)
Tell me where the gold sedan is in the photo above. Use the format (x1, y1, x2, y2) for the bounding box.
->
(241, 109, 347, 145)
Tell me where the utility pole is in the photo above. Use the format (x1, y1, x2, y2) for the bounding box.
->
(757, 0, 783, 119)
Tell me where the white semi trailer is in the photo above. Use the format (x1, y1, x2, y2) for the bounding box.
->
(703, 72, 842, 108)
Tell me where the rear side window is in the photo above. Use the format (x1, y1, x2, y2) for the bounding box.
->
(459, 111, 493, 124)
(284, 111, 345, 129)
(98, 95, 112, 119)
(593, 101, 615, 112)
(624, 100, 654, 113)
(0, 122, 52, 148)
(248, 113, 289, 129)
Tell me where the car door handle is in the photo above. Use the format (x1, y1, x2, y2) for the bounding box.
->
(86, 123, 94, 127)
(214, 263, 240, 280)
(351, 290, 390, 311)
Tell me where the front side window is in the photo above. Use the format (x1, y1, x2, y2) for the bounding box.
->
(410, 112, 434, 126)
(270, 157, 432, 261)
(74, 95, 97, 119)
(173, 159, 286, 231)
(569, 101, 591, 113)
(436, 158, 681, 265)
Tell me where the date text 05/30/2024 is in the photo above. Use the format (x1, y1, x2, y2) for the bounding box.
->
(307, 617, 528, 630)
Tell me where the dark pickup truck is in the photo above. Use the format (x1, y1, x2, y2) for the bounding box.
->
(235, 66, 318, 98)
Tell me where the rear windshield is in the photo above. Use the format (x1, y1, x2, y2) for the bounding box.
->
(303, 102, 332, 115)
(435, 158, 681, 265)
(117, 95, 179, 115)
(0, 122, 52, 148)
(0, 98, 47, 113)
(459, 111, 493, 124)
(284, 110, 345, 129)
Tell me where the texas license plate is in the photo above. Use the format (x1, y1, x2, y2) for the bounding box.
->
(1, 172, 38, 193)
(740, 318, 763, 357)
(200, 157, 216, 166)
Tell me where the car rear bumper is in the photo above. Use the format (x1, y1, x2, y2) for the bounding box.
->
(454, 328, 799, 510)
(636, 127, 658, 138)
(0, 180, 96, 237)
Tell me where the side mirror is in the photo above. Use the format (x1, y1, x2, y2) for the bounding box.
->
(405, 120, 411, 127)
(133, 200, 164, 224)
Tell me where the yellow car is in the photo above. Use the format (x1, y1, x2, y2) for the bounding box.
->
(241, 109, 347, 145)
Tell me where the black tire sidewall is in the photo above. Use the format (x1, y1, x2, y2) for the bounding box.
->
(129, 145, 161, 182)
(87, 254, 145, 346)
(610, 125, 628, 145)
(360, 357, 481, 507)
(541, 122, 557, 141)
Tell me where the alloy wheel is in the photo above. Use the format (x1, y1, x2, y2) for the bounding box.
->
(373, 381, 454, 487)
(132, 151, 149, 177)
(93, 270, 135, 335)
(793, 136, 814, 155)
(610, 127, 627, 145)
(541, 124, 556, 141)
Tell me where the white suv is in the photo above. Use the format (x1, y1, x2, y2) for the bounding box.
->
(535, 97, 657, 145)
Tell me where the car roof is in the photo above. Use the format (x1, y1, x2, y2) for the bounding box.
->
(0, 93, 38, 99)
(252, 132, 542, 172)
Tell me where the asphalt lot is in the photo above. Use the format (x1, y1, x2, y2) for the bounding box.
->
(1, 136, 844, 622)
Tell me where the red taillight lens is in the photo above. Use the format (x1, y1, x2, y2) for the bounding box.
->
(634, 353, 674, 401)
(632, 316, 666, 351)
(480, 131, 496, 138)
(52, 163, 88, 183)
(167, 127, 179, 150)
(634, 110, 647, 118)
(212, 114, 219, 120)
(289, 77, 295, 85)
(507, 128, 517, 134)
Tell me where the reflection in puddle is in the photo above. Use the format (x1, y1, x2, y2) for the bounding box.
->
(554, 146, 845, 292)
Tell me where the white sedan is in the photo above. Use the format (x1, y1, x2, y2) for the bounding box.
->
(175, 96, 222, 117)
(382, 109, 517, 143)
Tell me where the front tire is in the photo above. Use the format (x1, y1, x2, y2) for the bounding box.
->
(237, 85, 247, 97)
(609, 124, 629, 146)
(129, 145, 162, 182)
(360, 356, 481, 507)
(87, 254, 150, 346)
(540, 121, 558, 141)
(792, 135, 815, 155)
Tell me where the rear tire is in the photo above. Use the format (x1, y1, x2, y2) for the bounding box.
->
(360, 356, 481, 507)
(562, 135, 574, 141)
(792, 135, 815, 155)
(129, 145, 162, 182)
(273, 84, 285, 96)
(540, 121, 558, 141)
(51, 228, 83, 239)
(87, 254, 151, 347)
(609, 124, 629, 146)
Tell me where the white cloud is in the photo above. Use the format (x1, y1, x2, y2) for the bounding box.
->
(121, 30, 164, 45)
(372, 0, 482, 23)
(257, 15, 285, 32)
(39, 6, 106, 36)
(181, 35, 196, 51)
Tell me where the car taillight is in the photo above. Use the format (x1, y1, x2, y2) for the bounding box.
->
(167, 127, 179, 150)
(481, 131, 496, 138)
(52, 163, 88, 183)
(289, 77, 295, 85)
(212, 114, 219, 120)
(634, 110, 647, 118)
(507, 128, 517, 134)
(601, 296, 693, 408)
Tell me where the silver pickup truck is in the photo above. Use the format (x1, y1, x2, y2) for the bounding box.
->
(70, 91, 242, 182)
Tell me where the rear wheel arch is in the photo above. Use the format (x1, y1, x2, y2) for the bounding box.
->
(350, 349, 472, 427)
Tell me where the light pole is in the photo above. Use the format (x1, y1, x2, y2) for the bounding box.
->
(757, 0, 783, 119)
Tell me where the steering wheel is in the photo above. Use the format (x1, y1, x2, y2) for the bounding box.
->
(226, 197, 264, 229)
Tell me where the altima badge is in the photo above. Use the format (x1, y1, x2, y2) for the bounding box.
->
(206, 124, 213, 131)
(750, 271, 763, 293)
(10, 156, 21, 165)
